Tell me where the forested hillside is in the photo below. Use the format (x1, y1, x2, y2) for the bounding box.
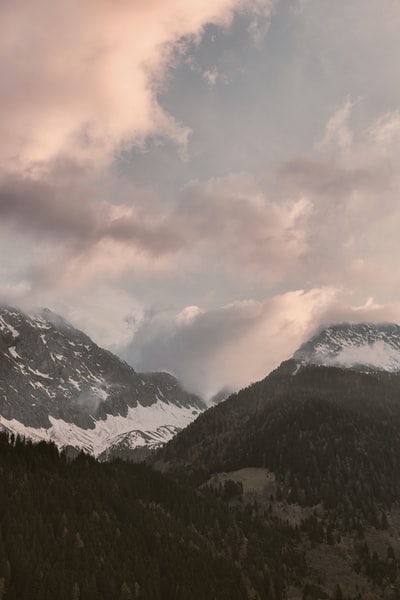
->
(161, 362, 400, 528)
(0, 432, 308, 600)
(157, 362, 400, 598)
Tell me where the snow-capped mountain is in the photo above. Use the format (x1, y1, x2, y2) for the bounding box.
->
(0, 307, 206, 458)
(293, 322, 400, 372)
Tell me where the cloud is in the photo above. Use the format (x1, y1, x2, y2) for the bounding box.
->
(123, 286, 400, 398)
(277, 101, 400, 298)
(0, 279, 140, 353)
(123, 287, 338, 398)
(5, 96, 400, 317)
(0, 0, 279, 301)
(293, 0, 311, 14)
(0, 175, 104, 241)
(278, 157, 387, 199)
(318, 297, 400, 329)
(0, 173, 216, 252)
(0, 0, 274, 173)
(316, 97, 359, 151)
(173, 174, 312, 279)
(365, 111, 400, 155)
(0, 170, 312, 293)
(203, 67, 230, 86)
(3, 94, 400, 310)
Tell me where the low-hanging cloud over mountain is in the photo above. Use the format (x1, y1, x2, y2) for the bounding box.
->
(121, 289, 400, 399)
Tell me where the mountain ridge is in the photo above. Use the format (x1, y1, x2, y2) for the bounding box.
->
(0, 306, 205, 457)
(293, 322, 400, 373)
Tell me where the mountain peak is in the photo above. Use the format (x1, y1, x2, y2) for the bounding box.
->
(0, 306, 205, 458)
(293, 322, 400, 372)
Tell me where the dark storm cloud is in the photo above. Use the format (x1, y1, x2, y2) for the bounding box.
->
(0, 174, 183, 257)
(0, 171, 311, 283)
(0, 176, 95, 239)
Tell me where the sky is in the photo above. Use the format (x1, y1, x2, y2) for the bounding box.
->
(2, 0, 400, 399)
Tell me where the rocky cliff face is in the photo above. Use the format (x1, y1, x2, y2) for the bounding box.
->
(0, 306, 205, 457)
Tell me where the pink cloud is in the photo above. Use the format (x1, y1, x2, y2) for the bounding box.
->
(124, 287, 338, 398)
(0, 0, 273, 172)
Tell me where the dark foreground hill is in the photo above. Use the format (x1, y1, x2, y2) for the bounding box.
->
(0, 431, 310, 600)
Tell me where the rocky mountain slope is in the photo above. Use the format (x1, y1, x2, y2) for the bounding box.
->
(0, 306, 205, 458)
(294, 322, 400, 372)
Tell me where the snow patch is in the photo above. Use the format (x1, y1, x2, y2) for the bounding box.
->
(324, 340, 400, 372)
(292, 363, 301, 376)
(294, 323, 400, 373)
(68, 377, 81, 391)
(0, 399, 201, 457)
(28, 367, 51, 379)
(0, 316, 19, 338)
(89, 386, 108, 401)
(8, 347, 20, 359)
